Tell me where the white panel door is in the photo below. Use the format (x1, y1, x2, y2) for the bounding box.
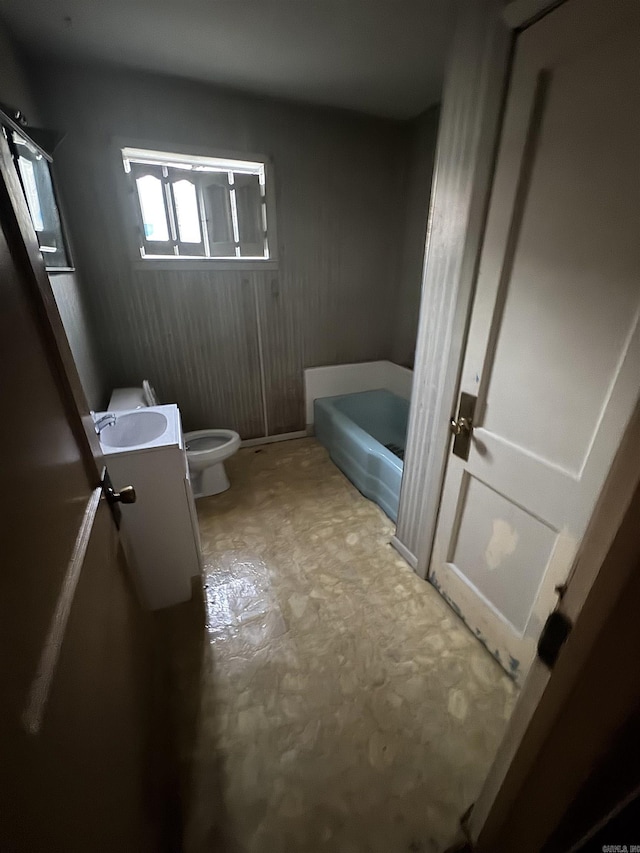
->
(429, 0, 640, 683)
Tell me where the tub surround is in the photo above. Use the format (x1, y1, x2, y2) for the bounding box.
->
(304, 360, 413, 427)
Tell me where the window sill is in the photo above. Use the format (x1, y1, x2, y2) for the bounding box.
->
(133, 258, 279, 273)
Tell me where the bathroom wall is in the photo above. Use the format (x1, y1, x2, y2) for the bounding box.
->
(391, 105, 440, 368)
(0, 21, 38, 119)
(28, 59, 411, 438)
(50, 272, 107, 409)
(0, 23, 107, 410)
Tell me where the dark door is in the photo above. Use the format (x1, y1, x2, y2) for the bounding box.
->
(0, 129, 166, 850)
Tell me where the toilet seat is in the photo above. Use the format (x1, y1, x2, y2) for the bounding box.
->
(184, 429, 240, 468)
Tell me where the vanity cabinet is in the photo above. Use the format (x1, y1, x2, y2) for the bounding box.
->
(99, 404, 202, 610)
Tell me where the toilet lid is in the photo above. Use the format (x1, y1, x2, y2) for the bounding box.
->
(186, 434, 229, 452)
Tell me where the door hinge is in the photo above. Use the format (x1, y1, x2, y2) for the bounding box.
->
(537, 610, 572, 669)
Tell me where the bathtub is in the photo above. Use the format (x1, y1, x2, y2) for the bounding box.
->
(314, 389, 409, 521)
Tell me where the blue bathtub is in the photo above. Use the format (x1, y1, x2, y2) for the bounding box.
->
(314, 389, 409, 521)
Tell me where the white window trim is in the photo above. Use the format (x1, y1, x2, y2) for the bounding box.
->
(112, 137, 279, 271)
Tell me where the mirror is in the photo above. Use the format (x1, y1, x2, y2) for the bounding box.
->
(6, 126, 73, 270)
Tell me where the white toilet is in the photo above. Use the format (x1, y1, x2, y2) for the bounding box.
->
(183, 429, 241, 497)
(108, 382, 241, 498)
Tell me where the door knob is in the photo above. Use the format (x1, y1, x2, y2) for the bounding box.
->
(107, 484, 137, 504)
(450, 393, 477, 461)
(101, 469, 136, 529)
(450, 416, 472, 436)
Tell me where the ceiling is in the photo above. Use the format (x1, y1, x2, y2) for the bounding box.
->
(0, 0, 458, 119)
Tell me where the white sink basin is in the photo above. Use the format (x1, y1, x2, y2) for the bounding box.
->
(100, 411, 168, 448)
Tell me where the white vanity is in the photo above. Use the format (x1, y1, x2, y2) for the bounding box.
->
(97, 404, 202, 610)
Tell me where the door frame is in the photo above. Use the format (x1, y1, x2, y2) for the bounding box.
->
(393, 0, 512, 574)
(394, 0, 570, 576)
(393, 0, 640, 846)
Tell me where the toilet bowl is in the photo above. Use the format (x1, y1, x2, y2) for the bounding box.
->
(107, 383, 241, 498)
(184, 429, 241, 498)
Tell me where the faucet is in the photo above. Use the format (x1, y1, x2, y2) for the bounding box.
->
(94, 412, 117, 435)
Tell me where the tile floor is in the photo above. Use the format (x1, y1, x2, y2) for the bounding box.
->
(175, 438, 517, 853)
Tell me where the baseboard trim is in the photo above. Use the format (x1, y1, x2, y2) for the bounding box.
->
(241, 430, 308, 448)
(390, 535, 418, 570)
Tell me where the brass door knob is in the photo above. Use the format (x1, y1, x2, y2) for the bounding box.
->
(107, 484, 137, 504)
(450, 417, 472, 436)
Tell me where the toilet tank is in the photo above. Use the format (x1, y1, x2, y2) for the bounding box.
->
(108, 387, 147, 410)
(108, 381, 157, 411)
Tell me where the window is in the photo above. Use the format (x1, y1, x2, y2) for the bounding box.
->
(121, 147, 273, 263)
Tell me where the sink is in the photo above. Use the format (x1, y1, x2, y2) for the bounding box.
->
(100, 411, 168, 448)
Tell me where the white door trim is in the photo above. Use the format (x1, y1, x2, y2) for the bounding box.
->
(394, 0, 513, 575)
(394, 4, 570, 580)
(397, 0, 574, 578)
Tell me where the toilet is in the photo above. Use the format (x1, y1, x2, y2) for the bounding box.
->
(108, 382, 241, 498)
(183, 429, 241, 497)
